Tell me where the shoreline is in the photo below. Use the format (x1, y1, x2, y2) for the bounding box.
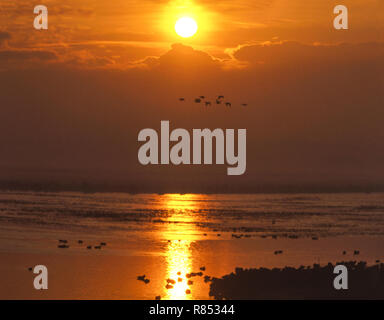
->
(209, 261, 384, 299)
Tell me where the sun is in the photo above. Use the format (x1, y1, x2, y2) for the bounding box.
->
(175, 17, 198, 38)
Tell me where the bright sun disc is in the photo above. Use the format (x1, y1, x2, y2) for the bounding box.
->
(175, 17, 198, 38)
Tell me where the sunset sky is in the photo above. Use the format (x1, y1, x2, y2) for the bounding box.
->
(0, 0, 383, 192)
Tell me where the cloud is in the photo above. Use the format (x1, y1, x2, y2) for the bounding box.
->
(0, 49, 57, 61)
(195, 0, 274, 13)
(0, 31, 11, 41)
(62, 49, 116, 68)
(0, 31, 11, 47)
(153, 43, 221, 70)
(233, 41, 384, 67)
(49, 5, 95, 16)
(0, 47, 58, 70)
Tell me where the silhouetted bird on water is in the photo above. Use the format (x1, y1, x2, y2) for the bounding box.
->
(78, 240, 83, 244)
(225, 102, 232, 107)
(155, 296, 161, 300)
(58, 244, 69, 249)
(200, 266, 206, 271)
(94, 245, 102, 249)
(199, 96, 205, 99)
(343, 251, 347, 255)
(218, 95, 224, 99)
(216, 99, 221, 104)
(242, 103, 248, 107)
(137, 275, 150, 284)
(179, 98, 185, 101)
(205, 101, 211, 107)
(188, 272, 203, 278)
(194, 98, 201, 103)
(86, 246, 92, 249)
(100, 242, 107, 246)
(354, 250, 360, 255)
(28, 267, 33, 271)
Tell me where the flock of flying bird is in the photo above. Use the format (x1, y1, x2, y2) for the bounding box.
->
(179, 95, 248, 108)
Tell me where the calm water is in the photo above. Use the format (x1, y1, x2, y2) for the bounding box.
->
(0, 191, 383, 299)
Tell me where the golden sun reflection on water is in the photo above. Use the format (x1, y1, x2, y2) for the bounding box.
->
(164, 240, 193, 300)
(161, 194, 201, 300)
(161, 193, 201, 211)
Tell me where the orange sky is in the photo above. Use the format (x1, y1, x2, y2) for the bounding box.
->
(0, 0, 383, 192)
(1, 0, 383, 68)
